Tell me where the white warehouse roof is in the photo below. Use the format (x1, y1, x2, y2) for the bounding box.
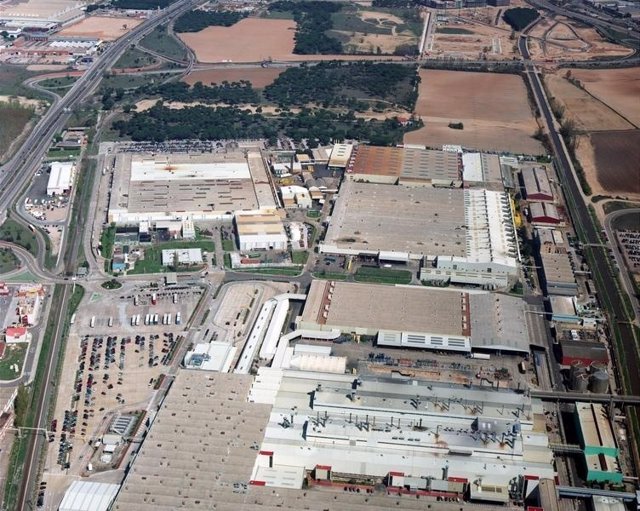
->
(59, 481, 120, 511)
(47, 161, 74, 196)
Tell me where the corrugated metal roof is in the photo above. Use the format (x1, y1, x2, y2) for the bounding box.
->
(59, 481, 120, 511)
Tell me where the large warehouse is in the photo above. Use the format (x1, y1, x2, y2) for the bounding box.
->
(235, 210, 288, 251)
(108, 149, 276, 224)
(522, 166, 554, 202)
(47, 161, 75, 196)
(298, 280, 534, 353)
(322, 181, 519, 286)
(345, 145, 462, 187)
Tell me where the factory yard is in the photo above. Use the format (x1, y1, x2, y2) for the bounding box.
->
(183, 68, 284, 88)
(40, 284, 203, 507)
(178, 18, 296, 63)
(405, 69, 543, 154)
(57, 16, 143, 41)
(544, 73, 635, 131)
(569, 67, 640, 127)
(576, 130, 640, 197)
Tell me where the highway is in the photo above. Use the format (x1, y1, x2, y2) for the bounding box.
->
(518, 35, 640, 398)
(7, 1, 200, 509)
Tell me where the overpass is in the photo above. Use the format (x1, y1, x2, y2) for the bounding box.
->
(531, 390, 640, 406)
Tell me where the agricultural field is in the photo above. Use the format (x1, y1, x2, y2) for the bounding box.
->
(544, 73, 634, 131)
(569, 68, 640, 126)
(576, 130, 640, 198)
(527, 17, 633, 61)
(57, 15, 142, 40)
(178, 18, 296, 63)
(183, 68, 284, 88)
(405, 69, 543, 155)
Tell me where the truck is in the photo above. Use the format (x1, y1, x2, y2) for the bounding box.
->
(469, 353, 491, 360)
(151, 293, 157, 306)
(133, 295, 139, 306)
(153, 314, 159, 325)
(145, 314, 151, 326)
(90, 316, 95, 328)
(108, 317, 113, 328)
(70, 313, 76, 325)
(173, 293, 178, 304)
(166, 313, 172, 325)
(135, 314, 141, 326)
(175, 312, 181, 325)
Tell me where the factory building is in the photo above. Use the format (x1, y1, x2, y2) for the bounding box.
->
(299, 280, 534, 353)
(108, 149, 275, 224)
(461, 152, 504, 189)
(59, 481, 120, 511)
(345, 145, 462, 187)
(235, 210, 288, 251)
(536, 230, 577, 296)
(574, 403, 622, 484)
(160, 248, 203, 267)
(46, 161, 75, 196)
(327, 143, 353, 170)
(559, 340, 609, 366)
(280, 185, 312, 209)
(323, 181, 518, 287)
(529, 202, 562, 226)
(522, 167, 554, 202)
(248, 371, 555, 498)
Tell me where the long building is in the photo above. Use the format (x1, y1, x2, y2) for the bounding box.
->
(522, 166, 554, 202)
(249, 370, 555, 501)
(235, 210, 288, 251)
(108, 149, 276, 224)
(298, 280, 535, 353)
(47, 161, 74, 196)
(345, 145, 462, 187)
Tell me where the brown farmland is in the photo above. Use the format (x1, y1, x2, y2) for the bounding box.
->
(406, 69, 543, 154)
(57, 16, 142, 40)
(178, 18, 297, 63)
(590, 130, 640, 195)
(183, 68, 283, 88)
(570, 68, 640, 127)
(544, 73, 634, 131)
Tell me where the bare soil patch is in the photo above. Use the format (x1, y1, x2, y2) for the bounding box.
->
(544, 73, 633, 131)
(570, 68, 640, 127)
(183, 68, 283, 88)
(57, 16, 142, 40)
(178, 18, 296, 63)
(430, 19, 517, 59)
(407, 69, 542, 154)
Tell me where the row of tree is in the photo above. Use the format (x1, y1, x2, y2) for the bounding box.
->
(112, 103, 419, 146)
(173, 10, 245, 33)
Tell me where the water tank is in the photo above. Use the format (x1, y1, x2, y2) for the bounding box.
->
(590, 371, 609, 394)
(572, 372, 589, 393)
(589, 361, 607, 374)
(569, 361, 588, 391)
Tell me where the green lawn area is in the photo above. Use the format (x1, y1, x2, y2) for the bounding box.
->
(0, 343, 27, 380)
(46, 147, 80, 160)
(114, 47, 157, 69)
(354, 266, 412, 285)
(140, 24, 188, 61)
(99, 223, 116, 268)
(291, 250, 309, 265)
(236, 266, 302, 276)
(222, 239, 235, 252)
(306, 209, 321, 219)
(224, 252, 231, 268)
(0, 102, 33, 162)
(128, 240, 215, 274)
(313, 271, 348, 280)
(37, 75, 78, 96)
(0, 218, 38, 258)
(0, 247, 20, 273)
(102, 73, 166, 90)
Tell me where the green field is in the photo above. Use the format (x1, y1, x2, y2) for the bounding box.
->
(354, 266, 412, 285)
(313, 271, 348, 280)
(46, 147, 80, 160)
(140, 24, 187, 61)
(236, 267, 302, 276)
(0, 248, 20, 273)
(306, 209, 321, 218)
(0, 102, 34, 161)
(436, 27, 474, 35)
(37, 75, 78, 96)
(114, 47, 158, 69)
(0, 218, 38, 258)
(0, 343, 27, 380)
(222, 239, 235, 252)
(291, 250, 309, 265)
(102, 73, 168, 91)
(128, 240, 215, 274)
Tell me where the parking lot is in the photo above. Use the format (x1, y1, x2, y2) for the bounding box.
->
(41, 284, 203, 503)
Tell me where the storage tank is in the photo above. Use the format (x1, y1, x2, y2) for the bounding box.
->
(589, 361, 607, 374)
(590, 370, 609, 394)
(572, 372, 589, 393)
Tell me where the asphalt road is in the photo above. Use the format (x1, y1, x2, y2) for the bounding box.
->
(519, 35, 640, 396)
